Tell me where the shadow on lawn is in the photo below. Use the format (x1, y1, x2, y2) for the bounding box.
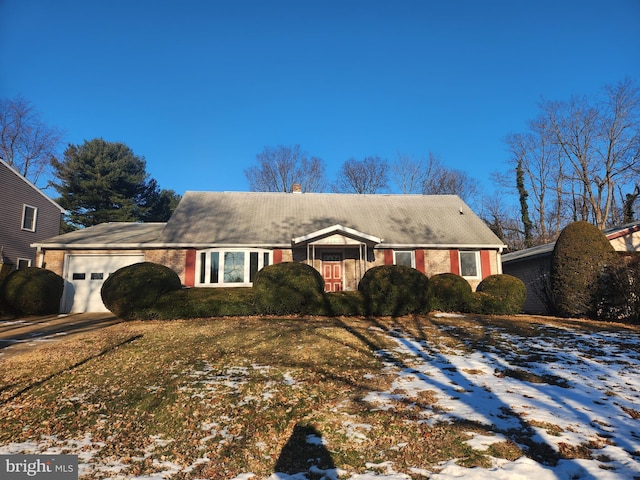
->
(274, 423, 336, 477)
(334, 315, 600, 479)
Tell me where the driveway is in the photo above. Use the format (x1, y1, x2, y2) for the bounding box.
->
(0, 313, 121, 359)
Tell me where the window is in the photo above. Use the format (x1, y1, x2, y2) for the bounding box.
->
(459, 251, 481, 278)
(22, 204, 37, 232)
(196, 249, 271, 286)
(394, 250, 415, 268)
(17, 258, 31, 269)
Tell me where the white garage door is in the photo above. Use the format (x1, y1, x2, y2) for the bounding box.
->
(63, 254, 145, 313)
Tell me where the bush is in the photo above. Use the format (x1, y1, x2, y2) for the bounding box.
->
(253, 262, 327, 315)
(326, 291, 366, 316)
(101, 262, 182, 319)
(358, 265, 430, 316)
(430, 273, 472, 313)
(0, 267, 64, 315)
(475, 274, 526, 315)
(550, 221, 617, 318)
(596, 255, 640, 324)
(135, 287, 257, 319)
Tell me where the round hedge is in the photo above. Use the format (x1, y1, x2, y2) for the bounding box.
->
(475, 274, 526, 314)
(550, 221, 617, 318)
(253, 262, 326, 315)
(0, 267, 64, 315)
(430, 273, 472, 313)
(101, 262, 182, 319)
(358, 265, 430, 316)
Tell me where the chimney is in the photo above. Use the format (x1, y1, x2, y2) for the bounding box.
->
(292, 183, 302, 194)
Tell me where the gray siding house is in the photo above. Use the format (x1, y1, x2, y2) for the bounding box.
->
(0, 159, 64, 273)
(34, 191, 506, 312)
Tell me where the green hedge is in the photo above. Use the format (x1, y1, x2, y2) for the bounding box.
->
(253, 262, 327, 315)
(325, 291, 366, 316)
(550, 221, 617, 318)
(430, 273, 472, 313)
(0, 267, 64, 315)
(135, 287, 257, 319)
(474, 274, 526, 315)
(101, 262, 182, 319)
(358, 265, 431, 316)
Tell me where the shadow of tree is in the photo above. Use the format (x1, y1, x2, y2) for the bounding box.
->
(274, 423, 336, 478)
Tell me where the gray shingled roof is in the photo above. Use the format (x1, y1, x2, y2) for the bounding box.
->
(162, 191, 504, 248)
(33, 192, 505, 249)
(32, 222, 166, 248)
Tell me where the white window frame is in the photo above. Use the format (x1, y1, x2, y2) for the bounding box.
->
(459, 250, 481, 279)
(393, 250, 415, 268)
(21, 204, 38, 232)
(195, 248, 272, 287)
(17, 258, 32, 269)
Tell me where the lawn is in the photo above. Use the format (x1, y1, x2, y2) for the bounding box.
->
(0, 314, 639, 480)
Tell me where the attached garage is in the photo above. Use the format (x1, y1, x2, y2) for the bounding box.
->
(32, 222, 170, 313)
(62, 254, 145, 312)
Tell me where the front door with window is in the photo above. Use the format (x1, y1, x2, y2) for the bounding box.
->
(322, 253, 343, 292)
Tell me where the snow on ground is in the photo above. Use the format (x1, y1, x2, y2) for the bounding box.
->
(2, 317, 640, 479)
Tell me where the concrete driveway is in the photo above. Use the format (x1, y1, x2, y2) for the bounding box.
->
(0, 313, 121, 359)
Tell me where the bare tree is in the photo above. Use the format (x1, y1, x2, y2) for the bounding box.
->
(0, 96, 63, 185)
(504, 116, 567, 245)
(244, 145, 327, 192)
(503, 78, 640, 249)
(392, 153, 425, 194)
(543, 77, 640, 229)
(332, 156, 389, 194)
(479, 194, 524, 251)
(420, 153, 479, 205)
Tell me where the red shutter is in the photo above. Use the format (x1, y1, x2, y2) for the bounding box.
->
(480, 250, 491, 279)
(184, 249, 196, 287)
(449, 250, 460, 275)
(273, 249, 283, 264)
(384, 249, 394, 265)
(415, 249, 425, 273)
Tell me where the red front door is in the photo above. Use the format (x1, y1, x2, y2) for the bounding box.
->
(322, 253, 343, 292)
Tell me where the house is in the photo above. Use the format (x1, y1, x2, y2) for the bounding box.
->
(33, 191, 506, 313)
(502, 222, 640, 314)
(0, 158, 64, 276)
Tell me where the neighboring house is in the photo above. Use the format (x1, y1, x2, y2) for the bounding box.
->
(0, 158, 64, 274)
(502, 222, 640, 314)
(33, 191, 506, 313)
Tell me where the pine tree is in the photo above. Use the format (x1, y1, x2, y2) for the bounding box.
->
(51, 138, 178, 228)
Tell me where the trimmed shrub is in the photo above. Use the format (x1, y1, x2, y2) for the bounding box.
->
(101, 262, 182, 319)
(135, 287, 257, 319)
(475, 274, 526, 315)
(596, 255, 640, 324)
(358, 265, 430, 316)
(0, 267, 63, 315)
(253, 262, 327, 315)
(550, 221, 617, 318)
(430, 273, 472, 313)
(326, 291, 366, 316)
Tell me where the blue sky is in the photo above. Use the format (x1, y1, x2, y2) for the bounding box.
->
(2, 0, 639, 204)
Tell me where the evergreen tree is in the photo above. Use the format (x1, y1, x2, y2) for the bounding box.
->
(516, 159, 534, 248)
(51, 138, 179, 228)
(550, 221, 617, 318)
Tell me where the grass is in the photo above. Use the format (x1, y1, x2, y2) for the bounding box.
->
(0, 314, 638, 479)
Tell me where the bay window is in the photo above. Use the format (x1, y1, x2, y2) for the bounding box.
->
(197, 249, 271, 286)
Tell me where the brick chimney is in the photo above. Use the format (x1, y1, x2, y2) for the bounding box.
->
(292, 183, 302, 193)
